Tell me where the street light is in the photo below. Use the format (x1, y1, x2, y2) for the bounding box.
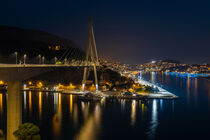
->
(64, 58, 67, 64)
(42, 56, 45, 64)
(38, 54, 41, 64)
(54, 57, 57, 64)
(24, 54, 27, 64)
(14, 51, 18, 64)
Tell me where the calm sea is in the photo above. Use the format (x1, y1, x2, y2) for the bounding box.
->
(0, 72, 210, 140)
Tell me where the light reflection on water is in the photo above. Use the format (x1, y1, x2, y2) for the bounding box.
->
(54, 92, 58, 113)
(194, 78, 198, 104)
(0, 93, 2, 118)
(121, 99, 125, 111)
(147, 100, 158, 139)
(81, 101, 89, 121)
(131, 100, 136, 126)
(209, 83, 210, 106)
(73, 102, 78, 128)
(29, 91, 32, 116)
(186, 77, 190, 103)
(75, 103, 101, 140)
(52, 93, 62, 139)
(151, 72, 156, 84)
(24, 91, 26, 110)
(58, 93, 62, 125)
(39, 92, 42, 120)
(160, 99, 163, 111)
(0, 72, 210, 140)
(70, 94, 73, 117)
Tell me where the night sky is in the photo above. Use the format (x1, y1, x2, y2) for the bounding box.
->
(1, 0, 210, 64)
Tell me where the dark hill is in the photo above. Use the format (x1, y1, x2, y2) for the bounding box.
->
(0, 26, 85, 63)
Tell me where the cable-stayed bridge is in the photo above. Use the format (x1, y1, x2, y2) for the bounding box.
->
(2, 17, 100, 140)
(0, 17, 99, 85)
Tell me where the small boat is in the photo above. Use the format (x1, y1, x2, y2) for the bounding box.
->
(78, 92, 104, 101)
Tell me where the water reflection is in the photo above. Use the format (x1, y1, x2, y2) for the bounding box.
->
(70, 94, 73, 116)
(39, 92, 42, 119)
(54, 93, 58, 112)
(165, 72, 168, 81)
(187, 77, 190, 102)
(1, 72, 209, 140)
(29, 91, 32, 116)
(160, 99, 163, 111)
(81, 101, 89, 121)
(73, 103, 78, 128)
(100, 97, 106, 106)
(208, 84, 210, 103)
(52, 114, 60, 139)
(0, 93, 3, 118)
(58, 93, 62, 122)
(75, 103, 101, 140)
(151, 72, 156, 84)
(147, 100, 158, 139)
(52, 93, 62, 139)
(24, 91, 26, 110)
(141, 103, 145, 114)
(172, 100, 175, 112)
(194, 78, 198, 104)
(131, 100, 136, 126)
(121, 99, 125, 111)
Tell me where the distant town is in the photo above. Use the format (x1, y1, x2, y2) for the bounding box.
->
(100, 58, 210, 78)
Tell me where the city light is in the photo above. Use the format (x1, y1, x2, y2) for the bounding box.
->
(37, 82, 43, 88)
(14, 51, 18, 64)
(38, 54, 41, 64)
(0, 81, 4, 85)
(42, 56, 45, 64)
(23, 54, 27, 64)
(28, 81, 32, 85)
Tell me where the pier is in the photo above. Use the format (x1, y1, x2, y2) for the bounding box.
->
(137, 78, 178, 99)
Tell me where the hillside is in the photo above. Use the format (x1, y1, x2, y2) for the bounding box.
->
(0, 26, 85, 63)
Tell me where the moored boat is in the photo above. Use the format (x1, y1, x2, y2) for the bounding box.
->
(78, 92, 104, 101)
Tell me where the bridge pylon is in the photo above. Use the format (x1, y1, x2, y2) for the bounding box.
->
(82, 17, 99, 92)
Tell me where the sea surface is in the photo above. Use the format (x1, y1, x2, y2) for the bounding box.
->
(0, 72, 210, 140)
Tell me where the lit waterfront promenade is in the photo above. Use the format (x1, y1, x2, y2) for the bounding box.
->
(129, 74, 178, 99)
(137, 78, 178, 99)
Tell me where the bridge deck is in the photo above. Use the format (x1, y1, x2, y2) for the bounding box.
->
(0, 64, 100, 68)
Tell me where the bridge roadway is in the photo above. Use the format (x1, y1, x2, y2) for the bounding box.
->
(0, 63, 100, 67)
(0, 63, 99, 140)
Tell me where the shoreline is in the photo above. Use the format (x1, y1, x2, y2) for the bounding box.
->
(136, 78, 178, 99)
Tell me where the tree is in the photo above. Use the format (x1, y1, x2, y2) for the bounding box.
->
(0, 130, 4, 140)
(136, 87, 144, 92)
(144, 85, 153, 93)
(13, 123, 41, 140)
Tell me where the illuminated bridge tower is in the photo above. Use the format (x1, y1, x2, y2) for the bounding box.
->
(82, 17, 99, 92)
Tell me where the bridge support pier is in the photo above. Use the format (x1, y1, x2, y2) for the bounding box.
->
(7, 81, 22, 140)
